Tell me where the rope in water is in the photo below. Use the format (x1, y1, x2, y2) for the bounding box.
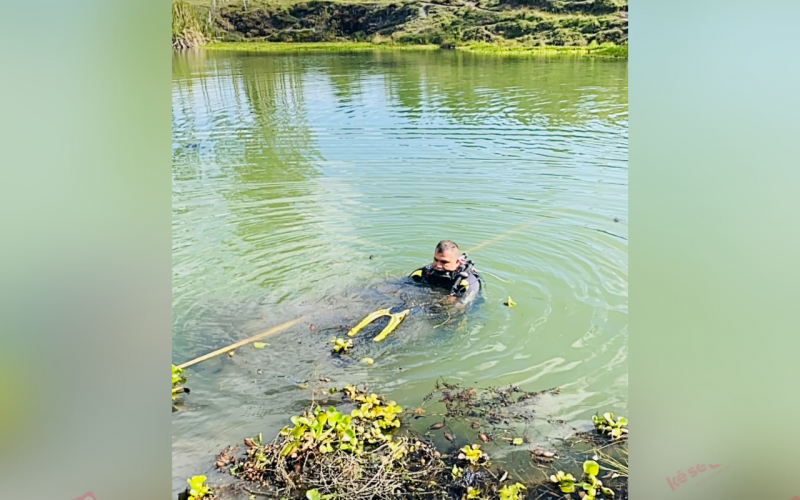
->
(176, 316, 309, 369)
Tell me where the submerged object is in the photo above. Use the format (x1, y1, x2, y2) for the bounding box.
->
(347, 307, 411, 342)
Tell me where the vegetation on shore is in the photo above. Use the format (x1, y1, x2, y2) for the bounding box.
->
(186, 380, 628, 499)
(174, 0, 627, 56)
(173, 0, 208, 48)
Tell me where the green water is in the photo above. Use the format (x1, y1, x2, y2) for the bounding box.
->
(172, 49, 627, 496)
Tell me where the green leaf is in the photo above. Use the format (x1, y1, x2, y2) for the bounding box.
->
(306, 489, 321, 500)
(616, 417, 628, 426)
(253, 342, 267, 348)
(583, 460, 600, 476)
(559, 484, 575, 493)
(601, 486, 615, 496)
(603, 412, 615, 424)
(512, 437, 523, 445)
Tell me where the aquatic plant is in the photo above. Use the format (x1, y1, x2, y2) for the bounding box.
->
(551, 460, 615, 499)
(592, 412, 628, 439)
(186, 475, 212, 500)
(229, 387, 444, 499)
(497, 482, 526, 500)
(279, 405, 360, 457)
(306, 489, 336, 500)
(550, 470, 577, 493)
(464, 486, 485, 499)
(579, 460, 615, 499)
(458, 444, 488, 465)
(330, 337, 353, 354)
(172, 364, 188, 401)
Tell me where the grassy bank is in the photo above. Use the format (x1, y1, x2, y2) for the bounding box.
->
(182, 0, 627, 51)
(202, 40, 627, 57)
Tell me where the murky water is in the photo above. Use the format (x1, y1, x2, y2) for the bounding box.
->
(172, 49, 627, 496)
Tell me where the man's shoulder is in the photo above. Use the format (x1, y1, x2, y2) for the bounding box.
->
(409, 265, 429, 282)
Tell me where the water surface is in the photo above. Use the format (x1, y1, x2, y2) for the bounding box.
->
(172, 49, 627, 496)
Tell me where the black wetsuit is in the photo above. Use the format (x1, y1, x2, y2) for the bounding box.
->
(409, 255, 481, 306)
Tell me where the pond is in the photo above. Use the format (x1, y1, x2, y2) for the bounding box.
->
(172, 48, 627, 497)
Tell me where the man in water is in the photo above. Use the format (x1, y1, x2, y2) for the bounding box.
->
(409, 240, 481, 308)
(344, 240, 480, 341)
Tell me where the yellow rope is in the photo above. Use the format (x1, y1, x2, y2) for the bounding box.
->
(177, 316, 309, 369)
(466, 218, 543, 254)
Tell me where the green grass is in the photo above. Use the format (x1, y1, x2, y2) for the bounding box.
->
(202, 40, 627, 58)
(459, 41, 593, 54)
(594, 43, 627, 57)
(459, 41, 627, 57)
(203, 41, 441, 52)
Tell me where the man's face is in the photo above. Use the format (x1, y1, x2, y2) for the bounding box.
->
(432, 248, 460, 272)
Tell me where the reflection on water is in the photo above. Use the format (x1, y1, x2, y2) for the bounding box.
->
(172, 49, 627, 496)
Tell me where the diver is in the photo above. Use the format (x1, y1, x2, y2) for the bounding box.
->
(346, 240, 481, 342)
(409, 240, 481, 309)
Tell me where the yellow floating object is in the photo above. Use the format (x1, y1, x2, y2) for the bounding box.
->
(373, 309, 410, 342)
(347, 307, 410, 342)
(506, 296, 516, 307)
(348, 308, 391, 337)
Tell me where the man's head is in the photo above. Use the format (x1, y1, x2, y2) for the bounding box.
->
(432, 240, 462, 272)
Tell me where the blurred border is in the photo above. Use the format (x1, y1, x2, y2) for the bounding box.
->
(0, 1, 170, 499)
(1, 0, 798, 499)
(631, 1, 800, 500)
